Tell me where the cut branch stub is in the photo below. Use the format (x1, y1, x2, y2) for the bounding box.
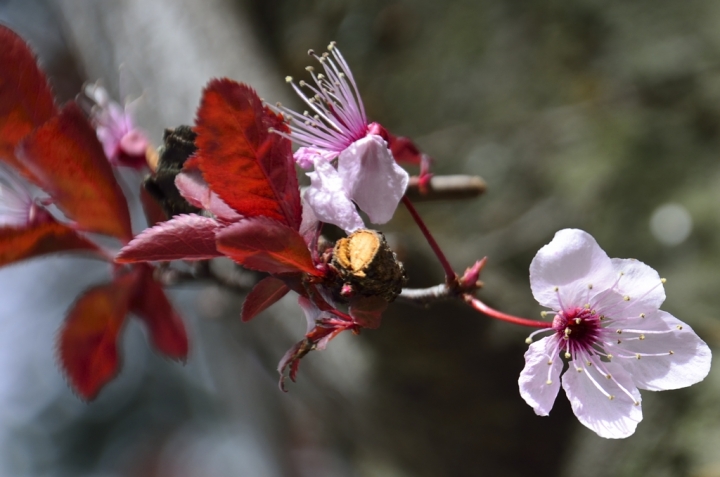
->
(331, 229, 406, 302)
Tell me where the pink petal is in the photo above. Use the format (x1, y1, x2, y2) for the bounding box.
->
(611, 310, 712, 391)
(608, 258, 666, 317)
(294, 147, 337, 170)
(337, 134, 409, 225)
(96, 126, 121, 160)
(562, 357, 642, 439)
(518, 336, 563, 416)
(304, 159, 364, 233)
(530, 229, 616, 310)
(119, 130, 148, 156)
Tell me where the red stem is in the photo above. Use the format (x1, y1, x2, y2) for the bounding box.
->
(401, 196, 456, 281)
(465, 295, 551, 329)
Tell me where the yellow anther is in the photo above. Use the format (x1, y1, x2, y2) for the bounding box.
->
(285, 76, 293, 83)
(564, 352, 571, 359)
(635, 354, 641, 360)
(616, 329, 622, 334)
(605, 374, 612, 379)
(564, 328, 572, 336)
(676, 325, 683, 330)
(305, 66, 315, 72)
(546, 380, 553, 385)
(525, 337, 532, 344)
(318, 73, 325, 80)
(584, 304, 590, 309)
(547, 360, 553, 365)
(607, 354, 614, 360)
(669, 350, 674, 355)
(553, 286, 559, 292)
(640, 313, 646, 318)
(576, 368, 583, 373)
(634, 401, 640, 406)
(661, 278, 667, 283)
(623, 295, 631, 301)
(609, 395, 615, 400)
(639, 334, 645, 340)
(540, 311, 548, 318)
(575, 318, 582, 324)
(328, 41, 337, 50)
(588, 284, 593, 289)
(617, 340, 622, 344)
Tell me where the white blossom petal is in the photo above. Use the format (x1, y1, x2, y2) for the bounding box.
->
(562, 358, 642, 439)
(530, 229, 616, 310)
(608, 258, 666, 318)
(304, 159, 364, 233)
(518, 336, 563, 416)
(610, 310, 712, 391)
(337, 134, 409, 225)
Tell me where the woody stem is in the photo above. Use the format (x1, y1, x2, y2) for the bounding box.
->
(465, 295, 551, 329)
(401, 196, 456, 281)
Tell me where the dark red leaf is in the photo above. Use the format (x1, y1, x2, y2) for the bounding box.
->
(0, 219, 101, 267)
(194, 79, 301, 229)
(58, 272, 137, 400)
(139, 185, 168, 227)
(242, 276, 290, 322)
(130, 265, 188, 360)
(116, 214, 222, 263)
(349, 295, 388, 329)
(174, 170, 241, 222)
(0, 26, 57, 179)
(215, 217, 319, 276)
(16, 103, 133, 241)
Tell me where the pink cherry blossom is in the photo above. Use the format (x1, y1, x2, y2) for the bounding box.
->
(519, 228, 711, 439)
(270, 43, 408, 233)
(84, 83, 149, 170)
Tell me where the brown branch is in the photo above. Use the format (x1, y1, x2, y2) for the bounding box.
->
(405, 174, 486, 202)
(153, 261, 253, 293)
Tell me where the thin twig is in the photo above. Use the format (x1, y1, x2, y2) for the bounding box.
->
(405, 174, 486, 202)
(397, 284, 455, 306)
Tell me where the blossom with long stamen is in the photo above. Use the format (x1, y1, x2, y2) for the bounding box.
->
(519, 228, 711, 439)
(270, 42, 409, 233)
(84, 83, 149, 170)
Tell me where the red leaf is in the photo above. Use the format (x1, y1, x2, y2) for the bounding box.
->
(195, 79, 301, 229)
(139, 185, 168, 227)
(242, 276, 290, 322)
(116, 214, 221, 263)
(349, 295, 388, 329)
(58, 272, 137, 400)
(0, 26, 57, 179)
(215, 217, 319, 276)
(130, 265, 188, 360)
(16, 103, 132, 241)
(174, 170, 241, 222)
(0, 219, 101, 267)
